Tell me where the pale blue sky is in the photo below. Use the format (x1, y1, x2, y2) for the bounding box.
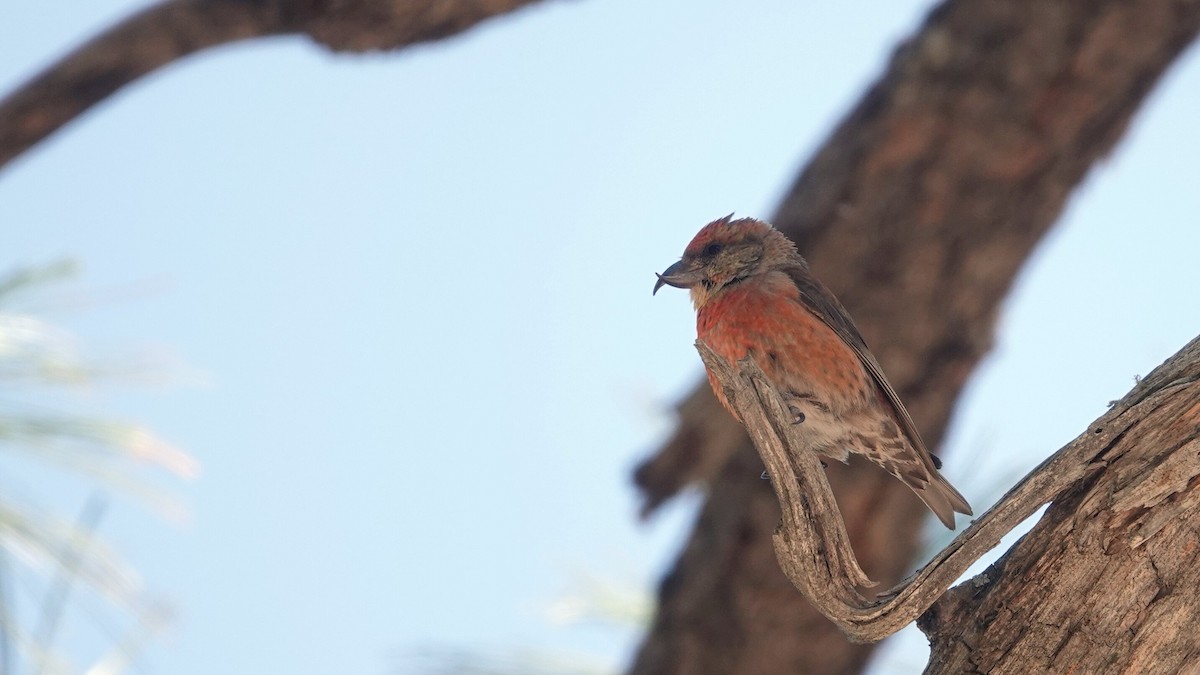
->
(1, 2, 1197, 673)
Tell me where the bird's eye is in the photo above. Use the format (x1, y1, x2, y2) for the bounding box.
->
(703, 243, 723, 257)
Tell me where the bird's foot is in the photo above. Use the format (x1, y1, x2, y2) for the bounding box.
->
(783, 390, 829, 425)
(787, 405, 806, 424)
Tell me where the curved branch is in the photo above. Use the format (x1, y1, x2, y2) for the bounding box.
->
(697, 333, 1200, 642)
(0, 0, 544, 171)
(697, 341, 874, 600)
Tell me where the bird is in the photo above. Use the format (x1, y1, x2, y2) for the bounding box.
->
(653, 214, 972, 528)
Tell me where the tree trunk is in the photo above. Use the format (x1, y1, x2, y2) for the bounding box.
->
(630, 0, 1200, 672)
(921, 336, 1200, 673)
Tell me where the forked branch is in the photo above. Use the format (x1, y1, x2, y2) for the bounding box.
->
(695, 334, 1200, 643)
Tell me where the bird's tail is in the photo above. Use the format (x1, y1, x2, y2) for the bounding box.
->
(912, 472, 973, 530)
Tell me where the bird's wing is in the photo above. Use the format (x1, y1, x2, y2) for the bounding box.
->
(782, 266, 932, 460)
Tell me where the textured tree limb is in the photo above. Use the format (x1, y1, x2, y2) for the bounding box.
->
(696, 342, 875, 600)
(631, 0, 1200, 670)
(698, 334, 1200, 644)
(922, 335, 1200, 671)
(0, 0, 544, 171)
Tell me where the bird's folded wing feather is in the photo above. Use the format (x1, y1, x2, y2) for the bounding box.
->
(783, 266, 933, 460)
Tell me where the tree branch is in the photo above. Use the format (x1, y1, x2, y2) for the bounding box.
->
(922, 335, 1200, 672)
(697, 333, 1200, 643)
(0, 0, 545, 171)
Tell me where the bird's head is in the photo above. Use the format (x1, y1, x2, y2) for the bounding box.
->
(654, 215, 802, 308)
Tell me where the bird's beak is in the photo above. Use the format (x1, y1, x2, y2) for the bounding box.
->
(653, 259, 704, 295)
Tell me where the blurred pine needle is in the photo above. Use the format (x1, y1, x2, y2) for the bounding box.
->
(0, 261, 196, 675)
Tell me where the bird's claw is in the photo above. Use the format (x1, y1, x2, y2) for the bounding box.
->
(784, 390, 821, 425)
(787, 404, 806, 424)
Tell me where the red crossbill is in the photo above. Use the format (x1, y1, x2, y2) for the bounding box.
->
(654, 215, 972, 528)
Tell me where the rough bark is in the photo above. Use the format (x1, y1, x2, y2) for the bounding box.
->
(0, 0, 544, 171)
(921, 335, 1200, 674)
(631, 0, 1200, 672)
(694, 333, 1200, 655)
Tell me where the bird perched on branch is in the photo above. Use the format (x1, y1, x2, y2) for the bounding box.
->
(653, 215, 972, 528)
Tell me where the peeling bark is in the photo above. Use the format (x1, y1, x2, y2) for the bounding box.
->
(922, 337, 1200, 674)
(691, 331, 1200, 670)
